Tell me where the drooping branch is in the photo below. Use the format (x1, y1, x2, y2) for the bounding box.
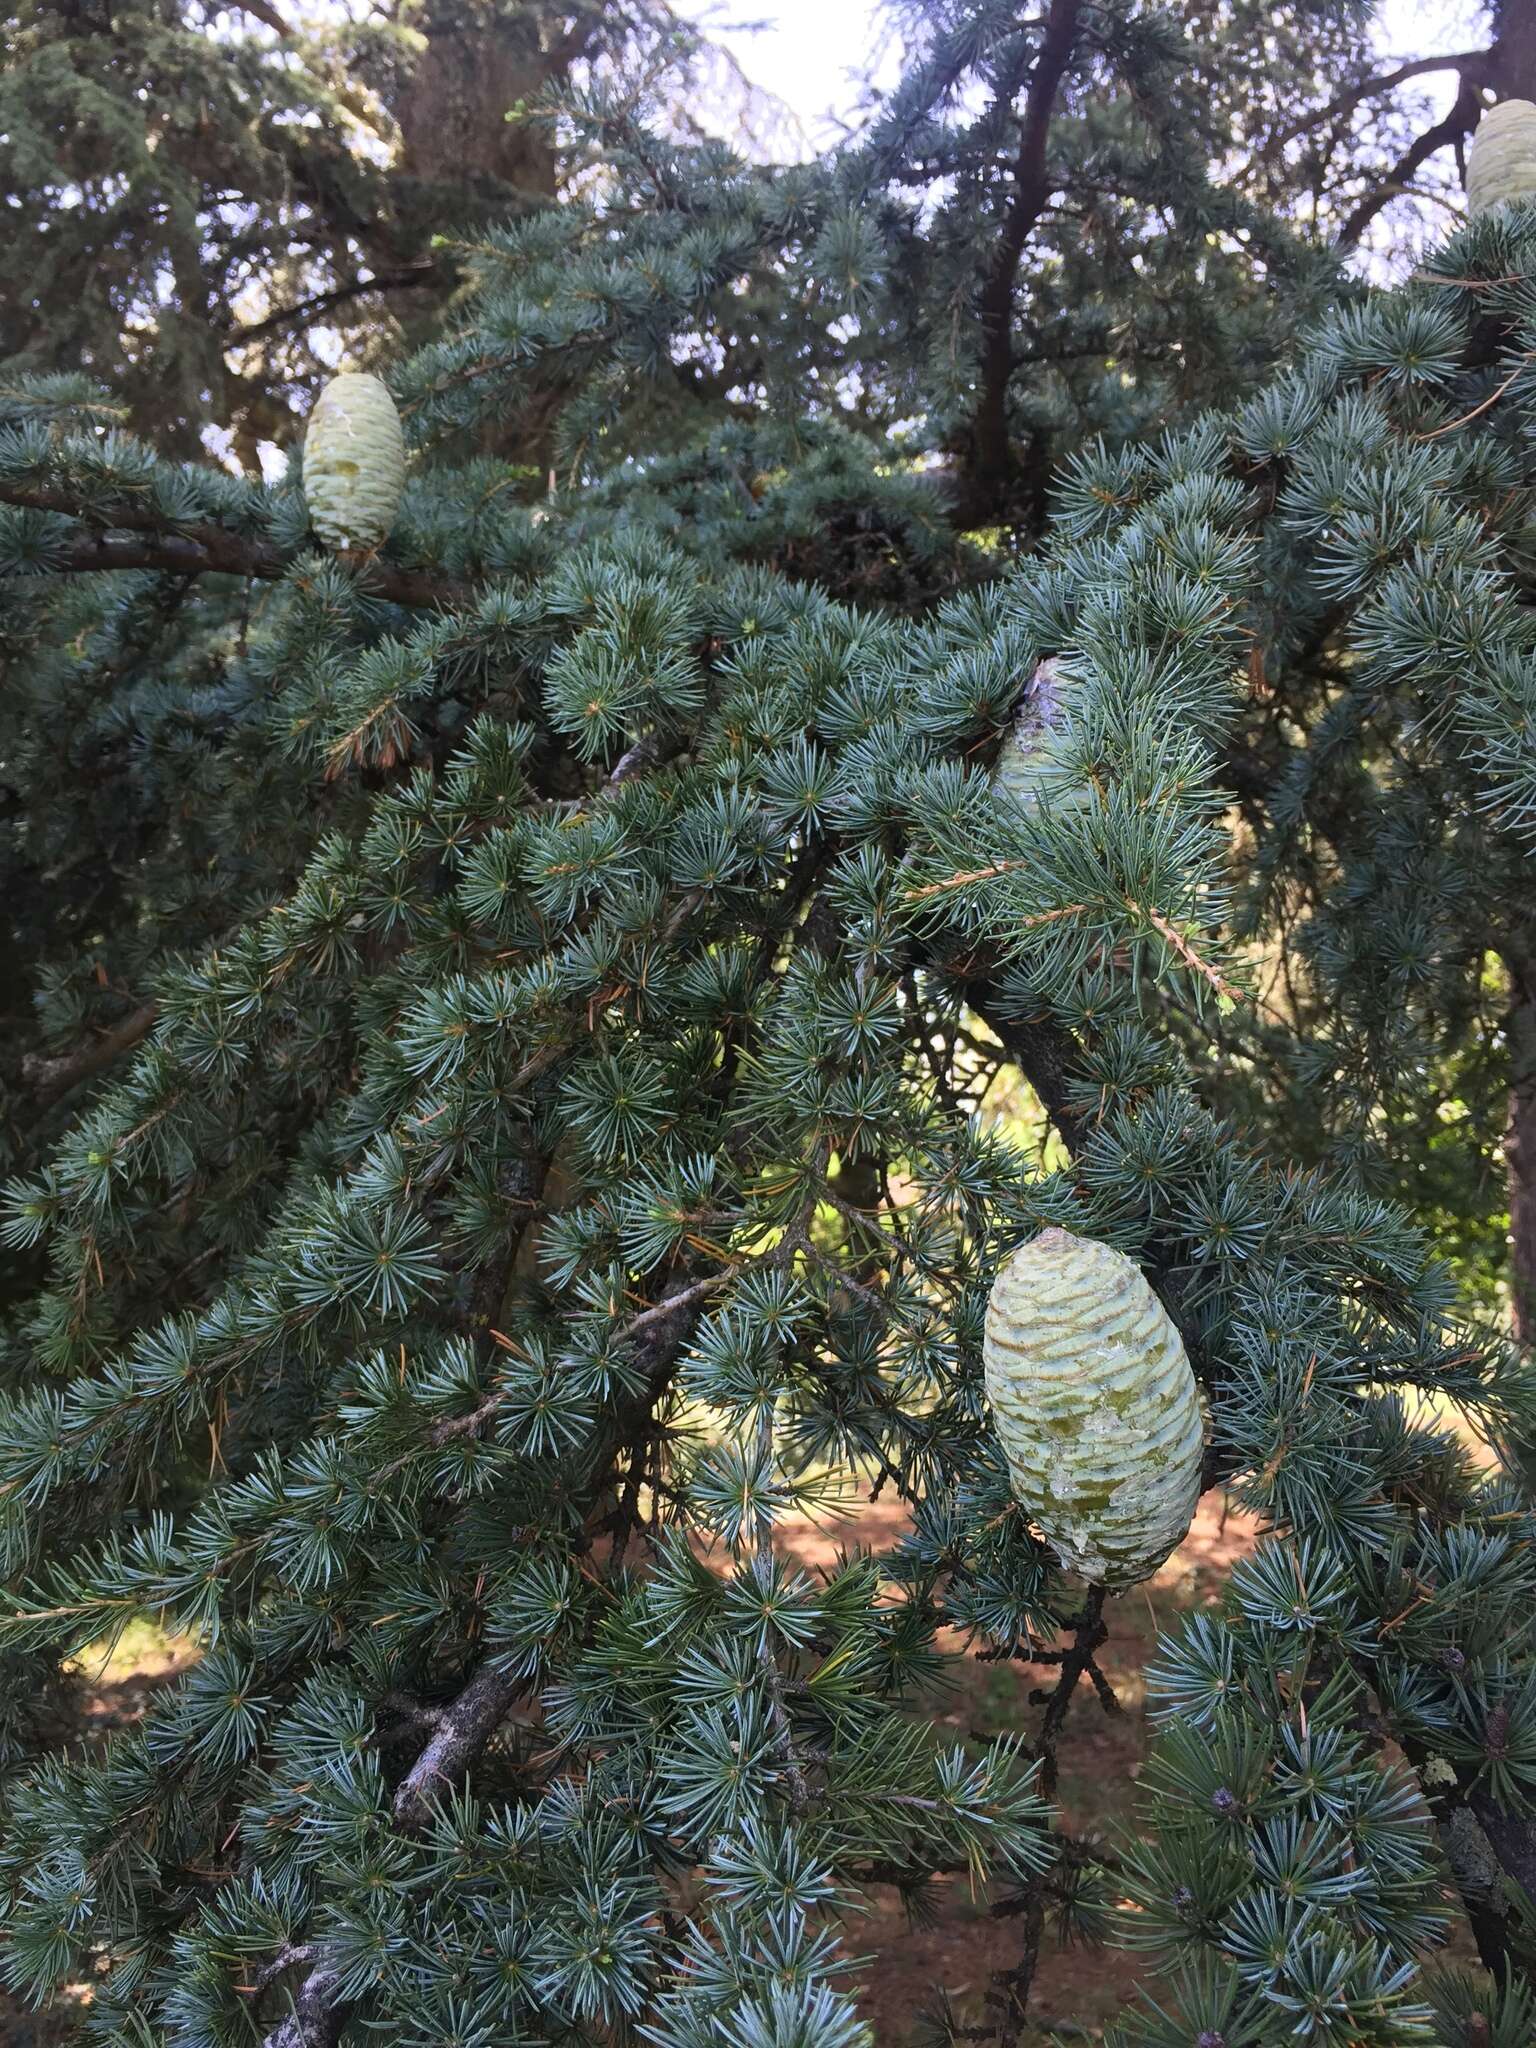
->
(958, 960, 1536, 1985)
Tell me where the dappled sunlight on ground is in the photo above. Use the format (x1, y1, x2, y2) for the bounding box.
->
(763, 1491, 1261, 2044)
(6, 1499, 1262, 2046)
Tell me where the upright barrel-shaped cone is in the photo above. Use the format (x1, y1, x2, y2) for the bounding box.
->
(983, 1228, 1203, 1587)
(302, 372, 406, 551)
(993, 657, 1088, 815)
(1467, 100, 1536, 217)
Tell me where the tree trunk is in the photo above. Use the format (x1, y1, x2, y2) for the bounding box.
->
(392, 0, 572, 205)
(1491, 0, 1536, 100)
(1503, 959, 1536, 1346)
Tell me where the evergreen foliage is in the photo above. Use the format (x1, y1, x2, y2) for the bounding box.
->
(8, 5, 1536, 2046)
(0, 0, 692, 459)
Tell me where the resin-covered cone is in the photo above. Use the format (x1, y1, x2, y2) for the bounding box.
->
(983, 1227, 1203, 1586)
(302, 371, 406, 550)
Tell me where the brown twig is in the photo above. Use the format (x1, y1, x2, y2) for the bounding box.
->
(1416, 349, 1536, 441)
(1131, 901, 1241, 1001)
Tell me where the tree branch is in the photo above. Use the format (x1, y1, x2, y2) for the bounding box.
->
(263, 1964, 345, 2048)
(229, 0, 292, 37)
(390, 1656, 528, 1832)
(1029, 1588, 1108, 1799)
(259, 1267, 716, 2048)
(1271, 51, 1492, 151)
(1336, 78, 1483, 251)
(0, 482, 470, 611)
(964, 0, 1085, 523)
(21, 1001, 158, 1106)
(226, 266, 440, 347)
(957, 980, 1090, 1159)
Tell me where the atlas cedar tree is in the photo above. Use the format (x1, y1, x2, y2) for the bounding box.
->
(7, 5, 1536, 2048)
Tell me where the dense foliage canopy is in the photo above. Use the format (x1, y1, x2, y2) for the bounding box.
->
(7, 5, 1536, 2046)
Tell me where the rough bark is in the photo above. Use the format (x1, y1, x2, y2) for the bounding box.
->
(22, 1001, 158, 1106)
(392, 0, 576, 204)
(1502, 950, 1536, 1347)
(390, 1656, 527, 1831)
(1491, 0, 1536, 100)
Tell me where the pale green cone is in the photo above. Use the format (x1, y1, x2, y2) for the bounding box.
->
(983, 1227, 1203, 1587)
(992, 656, 1091, 814)
(1467, 100, 1536, 217)
(303, 371, 406, 550)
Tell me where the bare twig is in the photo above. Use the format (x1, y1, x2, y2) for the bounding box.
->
(1132, 901, 1241, 1001)
(1416, 349, 1536, 441)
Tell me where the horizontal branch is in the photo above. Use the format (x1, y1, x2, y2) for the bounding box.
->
(226, 265, 441, 348)
(0, 482, 470, 612)
(1271, 50, 1491, 150)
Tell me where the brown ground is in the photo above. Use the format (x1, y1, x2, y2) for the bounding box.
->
(2, 1498, 1258, 2047)
(772, 1492, 1261, 2045)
